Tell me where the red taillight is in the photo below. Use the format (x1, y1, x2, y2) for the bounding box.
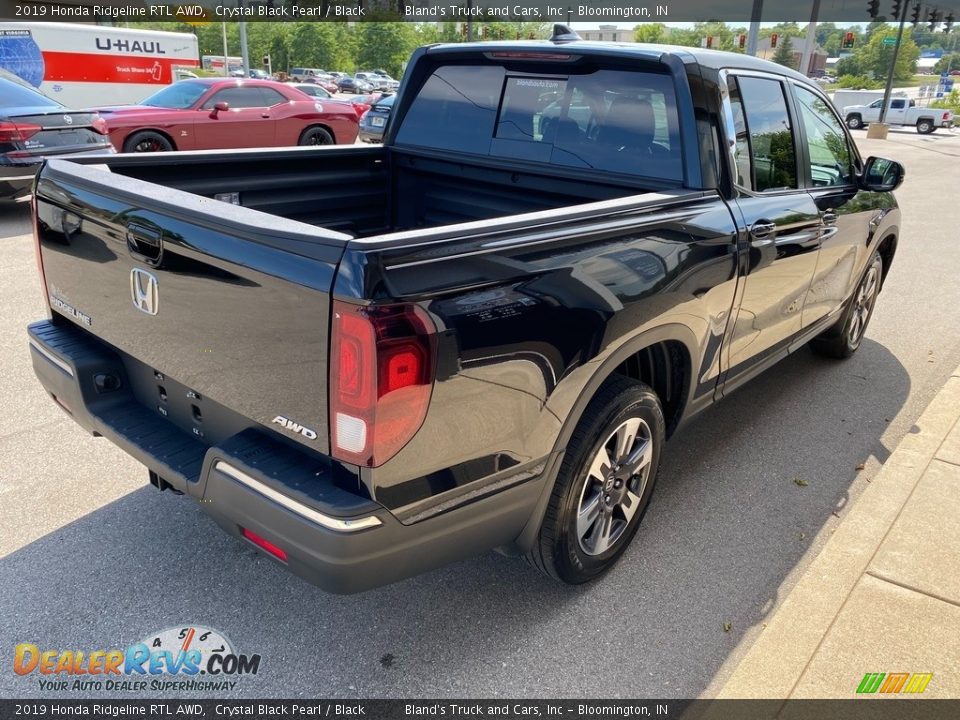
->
(241, 528, 288, 562)
(330, 301, 435, 467)
(91, 116, 108, 135)
(0, 120, 42, 143)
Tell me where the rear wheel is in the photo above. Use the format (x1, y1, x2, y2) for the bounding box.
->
(810, 253, 883, 359)
(526, 376, 664, 584)
(917, 119, 934, 134)
(298, 126, 334, 146)
(123, 131, 174, 153)
(846, 114, 863, 130)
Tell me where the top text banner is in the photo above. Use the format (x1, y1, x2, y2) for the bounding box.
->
(4, 0, 960, 23)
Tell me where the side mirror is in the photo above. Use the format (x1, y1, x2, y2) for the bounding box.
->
(859, 156, 904, 192)
(210, 101, 229, 116)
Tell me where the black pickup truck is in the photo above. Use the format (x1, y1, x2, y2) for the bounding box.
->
(28, 29, 904, 593)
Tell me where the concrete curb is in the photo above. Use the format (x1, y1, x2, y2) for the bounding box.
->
(715, 362, 960, 699)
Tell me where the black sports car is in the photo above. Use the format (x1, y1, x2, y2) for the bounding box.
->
(1, 72, 114, 203)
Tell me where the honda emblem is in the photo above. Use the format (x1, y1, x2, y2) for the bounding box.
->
(130, 268, 159, 316)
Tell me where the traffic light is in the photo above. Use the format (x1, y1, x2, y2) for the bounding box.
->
(911, 3, 923, 26)
(770, 33, 779, 48)
(868, 0, 880, 19)
(891, 0, 902, 19)
(262, 55, 269, 66)
(482, 26, 489, 40)
(461, 23, 468, 40)
(705, 35, 714, 48)
(842, 31, 856, 49)
(738, 33, 747, 49)
(946, 13, 955, 32)
(498, 28, 504, 40)
(928, 8, 939, 30)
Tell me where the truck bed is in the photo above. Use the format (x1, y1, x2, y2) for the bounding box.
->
(82, 145, 658, 238)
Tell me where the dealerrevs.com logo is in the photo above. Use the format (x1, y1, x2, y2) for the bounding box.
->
(14, 626, 261, 693)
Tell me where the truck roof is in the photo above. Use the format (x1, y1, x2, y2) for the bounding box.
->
(426, 40, 815, 86)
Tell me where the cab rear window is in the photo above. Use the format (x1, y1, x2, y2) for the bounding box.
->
(395, 64, 683, 182)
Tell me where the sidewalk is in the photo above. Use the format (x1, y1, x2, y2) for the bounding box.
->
(716, 362, 960, 699)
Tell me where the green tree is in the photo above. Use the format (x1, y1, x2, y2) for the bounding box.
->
(354, 22, 419, 77)
(634, 23, 667, 44)
(772, 35, 796, 69)
(854, 31, 920, 82)
(934, 53, 960, 73)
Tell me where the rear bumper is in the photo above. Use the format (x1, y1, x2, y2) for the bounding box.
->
(28, 318, 547, 593)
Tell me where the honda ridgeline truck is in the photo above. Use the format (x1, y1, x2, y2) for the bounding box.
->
(28, 29, 904, 592)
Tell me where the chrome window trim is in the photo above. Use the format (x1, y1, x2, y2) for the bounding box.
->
(718, 68, 809, 198)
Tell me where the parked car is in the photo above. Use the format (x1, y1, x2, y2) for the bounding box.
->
(347, 92, 386, 117)
(301, 76, 339, 95)
(248, 69, 270, 80)
(843, 97, 954, 133)
(358, 93, 395, 142)
(337, 76, 374, 93)
(356, 72, 399, 92)
(96, 78, 359, 152)
(1, 72, 113, 202)
(28, 30, 903, 593)
(288, 67, 326, 82)
(290, 83, 334, 99)
(290, 84, 367, 120)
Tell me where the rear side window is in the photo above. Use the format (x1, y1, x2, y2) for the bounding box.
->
(729, 76, 798, 192)
(395, 64, 683, 182)
(0, 78, 61, 109)
(203, 87, 266, 109)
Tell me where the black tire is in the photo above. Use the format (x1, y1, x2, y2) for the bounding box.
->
(810, 253, 883, 359)
(916, 119, 934, 134)
(846, 114, 863, 130)
(298, 126, 334, 146)
(123, 131, 174, 153)
(526, 375, 665, 584)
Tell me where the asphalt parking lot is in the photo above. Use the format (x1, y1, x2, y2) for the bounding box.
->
(2, 127, 960, 699)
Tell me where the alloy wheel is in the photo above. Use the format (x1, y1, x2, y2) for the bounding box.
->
(848, 263, 879, 349)
(576, 417, 654, 556)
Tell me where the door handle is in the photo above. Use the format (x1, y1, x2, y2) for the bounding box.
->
(749, 221, 777, 247)
(822, 211, 838, 227)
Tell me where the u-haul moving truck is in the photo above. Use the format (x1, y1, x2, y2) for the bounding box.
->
(0, 22, 199, 107)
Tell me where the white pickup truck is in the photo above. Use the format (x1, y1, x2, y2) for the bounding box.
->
(843, 97, 954, 134)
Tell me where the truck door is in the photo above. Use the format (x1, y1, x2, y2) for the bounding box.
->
(721, 73, 822, 387)
(886, 98, 908, 125)
(790, 82, 876, 327)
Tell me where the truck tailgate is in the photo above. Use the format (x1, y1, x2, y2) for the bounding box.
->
(34, 159, 350, 455)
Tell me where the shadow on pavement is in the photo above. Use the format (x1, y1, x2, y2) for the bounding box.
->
(0, 338, 910, 699)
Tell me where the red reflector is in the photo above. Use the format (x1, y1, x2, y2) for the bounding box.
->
(0, 121, 42, 143)
(241, 528, 288, 562)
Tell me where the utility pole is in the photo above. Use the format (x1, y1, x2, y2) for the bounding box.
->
(221, 22, 229, 77)
(746, 0, 763, 55)
(799, 0, 821, 77)
(879, 0, 911, 124)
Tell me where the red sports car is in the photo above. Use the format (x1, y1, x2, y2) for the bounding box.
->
(99, 78, 359, 153)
